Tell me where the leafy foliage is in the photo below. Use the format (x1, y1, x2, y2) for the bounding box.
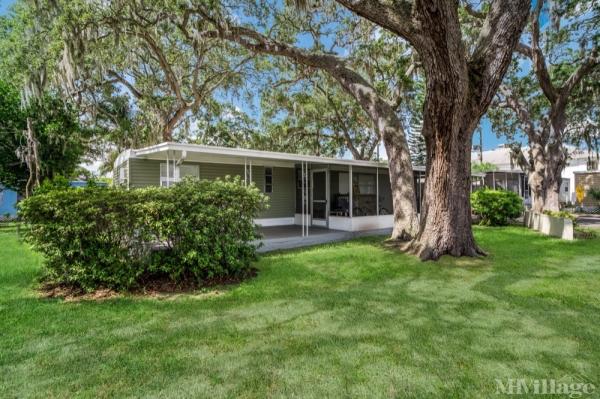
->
(471, 189, 524, 226)
(588, 188, 600, 203)
(33, 174, 71, 195)
(542, 210, 578, 226)
(0, 80, 89, 194)
(18, 177, 267, 291)
(471, 162, 499, 173)
(408, 118, 426, 166)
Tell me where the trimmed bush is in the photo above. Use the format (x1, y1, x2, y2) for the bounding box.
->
(18, 177, 267, 291)
(471, 189, 524, 226)
(588, 188, 600, 204)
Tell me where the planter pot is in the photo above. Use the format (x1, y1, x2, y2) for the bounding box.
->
(524, 211, 574, 240)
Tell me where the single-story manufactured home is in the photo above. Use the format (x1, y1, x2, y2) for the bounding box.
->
(115, 143, 445, 234)
(113, 143, 522, 240)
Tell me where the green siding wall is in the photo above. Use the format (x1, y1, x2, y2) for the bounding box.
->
(198, 163, 244, 180)
(261, 166, 295, 218)
(127, 158, 295, 218)
(129, 159, 161, 188)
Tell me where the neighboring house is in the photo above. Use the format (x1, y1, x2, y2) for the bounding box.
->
(472, 144, 598, 204)
(114, 143, 437, 232)
(0, 186, 18, 218)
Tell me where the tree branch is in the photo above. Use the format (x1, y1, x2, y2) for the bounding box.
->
(468, 0, 530, 113)
(107, 70, 143, 99)
(463, 2, 486, 20)
(528, 0, 559, 103)
(497, 84, 537, 140)
(333, 0, 421, 47)
(560, 49, 600, 101)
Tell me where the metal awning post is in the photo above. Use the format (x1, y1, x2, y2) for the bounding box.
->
(301, 162, 305, 237)
(518, 173, 523, 197)
(492, 171, 496, 189)
(305, 162, 309, 237)
(244, 158, 247, 186)
(166, 150, 170, 188)
(349, 165, 353, 218)
(376, 166, 379, 216)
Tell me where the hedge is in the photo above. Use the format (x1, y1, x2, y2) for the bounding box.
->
(471, 188, 524, 226)
(18, 177, 267, 291)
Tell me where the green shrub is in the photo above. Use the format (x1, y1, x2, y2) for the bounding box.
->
(34, 174, 71, 195)
(18, 177, 267, 291)
(588, 188, 600, 203)
(471, 189, 524, 226)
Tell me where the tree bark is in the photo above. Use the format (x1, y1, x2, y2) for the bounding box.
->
(381, 113, 420, 240)
(408, 89, 485, 259)
(528, 141, 547, 212)
(400, 0, 529, 260)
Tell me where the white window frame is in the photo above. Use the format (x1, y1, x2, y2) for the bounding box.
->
(160, 163, 180, 187)
(160, 163, 199, 187)
(118, 165, 129, 186)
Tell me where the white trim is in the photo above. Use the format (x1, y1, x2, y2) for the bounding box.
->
(329, 215, 394, 232)
(349, 165, 353, 218)
(254, 217, 295, 227)
(376, 166, 379, 216)
(294, 213, 311, 225)
(114, 142, 406, 171)
(160, 161, 180, 187)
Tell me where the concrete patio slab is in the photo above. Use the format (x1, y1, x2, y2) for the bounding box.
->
(256, 225, 392, 252)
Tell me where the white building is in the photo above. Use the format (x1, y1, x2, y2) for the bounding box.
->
(472, 144, 598, 204)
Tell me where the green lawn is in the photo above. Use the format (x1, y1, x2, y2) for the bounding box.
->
(1, 227, 599, 398)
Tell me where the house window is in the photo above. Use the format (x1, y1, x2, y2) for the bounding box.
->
(265, 167, 273, 193)
(179, 164, 199, 179)
(160, 163, 178, 187)
(160, 163, 199, 187)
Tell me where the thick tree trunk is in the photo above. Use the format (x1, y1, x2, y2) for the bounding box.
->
(528, 142, 546, 212)
(542, 110, 567, 212)
(405, 3, 485, 260)
(541, 144, 565, 212)
(527, 141, 565, 213)
(409, 112, 485, 260)
(382, 128, 419, 240)
(527, 108, 567, 213)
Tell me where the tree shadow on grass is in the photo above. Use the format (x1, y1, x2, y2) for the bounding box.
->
(2, 227, 600, 398)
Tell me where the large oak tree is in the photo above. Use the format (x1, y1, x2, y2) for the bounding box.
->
(190, 1, 529, 258)
(491, 0, 599, 212)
